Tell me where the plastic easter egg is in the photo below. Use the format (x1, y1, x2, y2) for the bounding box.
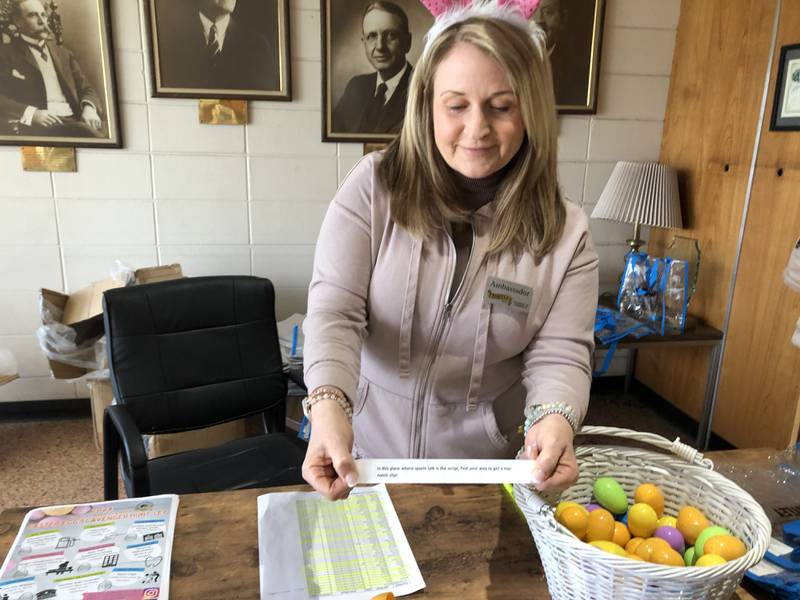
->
(555, 501, 581, 520)
(625, 537, 645, 554)
(634, 483, 665, 518)
(650, 546, 685, 567)
(585, 503, 602, 513)
(677, 506, 710, 545)
(695, 553, 727, 567)
(589, 541, 627, 557)
(628, 503, 658, 538)
(654, 525, 685, 553)
(684, 546, 696, 566)
(586, 508, 616, 542)
(617, 511, 629, 525)
(613, 522, 631, 548)
(626, 553, 645, 561)
(657, 516, 678, 529)
(703, 535, 746, 561)
(557, 505, 589, 540)
(695, 526, 731, 557)
(593, 477, 629, 515)
(370, 594, 395, 600)
(634, 537, 671, 562)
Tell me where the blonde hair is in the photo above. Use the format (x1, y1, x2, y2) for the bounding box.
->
(378, 15, 565, 257)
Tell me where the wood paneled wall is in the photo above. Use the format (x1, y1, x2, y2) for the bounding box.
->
(636, 0, 800, 447)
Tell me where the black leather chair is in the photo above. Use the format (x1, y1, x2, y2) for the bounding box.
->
(102, 276, 307, 499)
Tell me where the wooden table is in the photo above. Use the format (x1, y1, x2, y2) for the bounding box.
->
(0, 450, 776, 599)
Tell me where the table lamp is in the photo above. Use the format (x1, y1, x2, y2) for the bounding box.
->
(591, 161, 682, 253)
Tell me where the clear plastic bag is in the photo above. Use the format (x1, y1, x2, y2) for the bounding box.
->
(617, 252, 657, 323)
(657, 257, 689, 335)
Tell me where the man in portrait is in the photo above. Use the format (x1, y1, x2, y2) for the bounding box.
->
(333, 1, 413, 135)
(156, 0, 279, 92)
(534, 0, 591, 108)
(0, 0, 104, 138)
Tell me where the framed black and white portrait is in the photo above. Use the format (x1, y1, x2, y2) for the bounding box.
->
(770, 43, 800, 131)
(533, 0, 605, 114)
(322, 0, 433, 143)
(146, 0, 291, 101)
(0, 0, 121, 148)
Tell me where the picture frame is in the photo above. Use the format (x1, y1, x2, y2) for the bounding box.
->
(770, 43, 800, 131)
(322, 0, 433, 143)
(534, 0, 606, 115)
(145, 0, 291, 101)
(0, 0, 122, 148)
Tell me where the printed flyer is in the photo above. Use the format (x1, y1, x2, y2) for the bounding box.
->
(0, 495, 179, 600)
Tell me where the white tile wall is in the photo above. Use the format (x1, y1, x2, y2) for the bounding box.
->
(0, 0, 680, 400)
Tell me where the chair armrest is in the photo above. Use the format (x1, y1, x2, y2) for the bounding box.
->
(103, 404, 149, 500)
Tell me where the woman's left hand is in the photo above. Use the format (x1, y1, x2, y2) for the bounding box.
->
(521, 413, 578, 492)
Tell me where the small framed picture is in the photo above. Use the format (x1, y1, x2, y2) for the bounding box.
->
(0, 0, 122, 148)
(322, 0, 433, 143)
(145, 0, 291, 101)
(533, 0, 606, 114)
(770, 43, 800, 131)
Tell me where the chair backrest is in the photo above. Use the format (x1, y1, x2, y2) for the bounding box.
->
(103, 276, 286, 434)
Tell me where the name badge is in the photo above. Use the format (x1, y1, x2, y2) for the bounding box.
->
(485, 277, 532, 313)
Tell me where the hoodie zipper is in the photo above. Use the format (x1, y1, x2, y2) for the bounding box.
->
(410, 219, 476, 458)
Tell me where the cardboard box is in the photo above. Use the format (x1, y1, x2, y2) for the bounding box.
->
(147, 420, 249, 459)
(40, 264, 183, 379)
(88, 379, 114, 451)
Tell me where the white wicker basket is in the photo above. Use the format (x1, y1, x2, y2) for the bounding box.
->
(514, 426, 772, 600)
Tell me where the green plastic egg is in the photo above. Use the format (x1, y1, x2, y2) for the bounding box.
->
(684, 546, 696, 566)
(593, 477, 628, 515)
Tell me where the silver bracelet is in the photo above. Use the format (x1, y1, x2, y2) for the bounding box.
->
(523, 401, 579, 434)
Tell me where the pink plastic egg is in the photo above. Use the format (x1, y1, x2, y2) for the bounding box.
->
(654, 525, 685, 553)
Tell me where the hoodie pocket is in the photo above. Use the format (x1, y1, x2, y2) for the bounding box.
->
(481, 403, 512, 451)
(353, 378, 369, 417)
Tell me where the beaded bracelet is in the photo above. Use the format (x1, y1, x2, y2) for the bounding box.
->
(302, 386, 353, 424)
(522, 401, 579, 435)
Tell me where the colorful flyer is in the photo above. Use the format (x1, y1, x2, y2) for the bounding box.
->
(0, 495, 178, 600)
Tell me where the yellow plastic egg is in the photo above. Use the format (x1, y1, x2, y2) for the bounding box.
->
(628, 503, 658, 538)
(625, 537, 645, 554)
(585, 508, 616, 542)
(613, 521, 631, 548)
(634, 483, 665, 518)
(703, 535, 747, 561)
(677, 506, 710, 545)
(557, 505, 589, 540)
(695, 553, 727, 567)
(589, 541, 627, 557)
(555, 501, 581, 520)
(657, 516, 678, 529)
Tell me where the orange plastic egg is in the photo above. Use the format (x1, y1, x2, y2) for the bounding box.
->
(555, 501, 581, 520)
(677, 506, 710, 545)
(557, 505, 589, 540)
(625, 537, 645, 554)
(371, 594, 396, 600)
(634, 484, 665, 518)
(634, 537, 671, 562)
(613, 522, 631, 548)
(650, 546, 685, 567)
(585, 508, 616, 542)
(626, 553, 645, 561)
(703, 535, 747, 561)
(628, 503, 658, 538)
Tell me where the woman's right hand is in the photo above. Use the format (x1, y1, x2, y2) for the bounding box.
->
(301, 399, 358, 500)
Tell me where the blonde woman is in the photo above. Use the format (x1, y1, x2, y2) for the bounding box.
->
(302, 0, 598, 501)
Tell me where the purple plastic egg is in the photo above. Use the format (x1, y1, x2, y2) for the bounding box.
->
(71, 505, 92, 515)
(654, 525, 685, 553)
(585, 503, 602, 512)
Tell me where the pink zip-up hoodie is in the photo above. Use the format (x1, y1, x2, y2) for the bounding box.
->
(304, 152, 599, 459)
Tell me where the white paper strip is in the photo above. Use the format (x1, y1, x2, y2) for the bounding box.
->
(355, 459, 537, 485)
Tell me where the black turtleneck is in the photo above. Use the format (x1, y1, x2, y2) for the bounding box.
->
(446, 162, 511, 301)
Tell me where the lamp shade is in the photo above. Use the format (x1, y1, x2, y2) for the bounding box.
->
(591, 161, 682, 229)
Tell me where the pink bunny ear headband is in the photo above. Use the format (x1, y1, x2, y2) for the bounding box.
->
(420, 0, 546, 56)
